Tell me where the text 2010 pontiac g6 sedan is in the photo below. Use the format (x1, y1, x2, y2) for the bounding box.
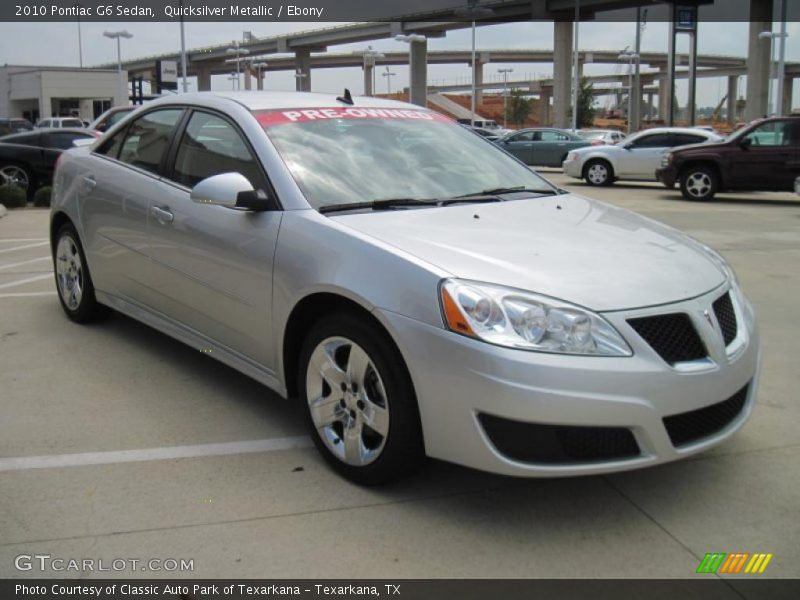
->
(51, 92, 760, 484)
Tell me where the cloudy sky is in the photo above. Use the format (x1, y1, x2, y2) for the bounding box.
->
(1, 19, 798, 109)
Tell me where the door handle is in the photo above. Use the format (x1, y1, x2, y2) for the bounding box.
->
(80, 175, 96, 192)
(151, 206, 174, 224)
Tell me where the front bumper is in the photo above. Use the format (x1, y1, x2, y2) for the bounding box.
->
(656, 165, 678, 188)
(562, 156, 583, 178)
(377, 284, 760, 477)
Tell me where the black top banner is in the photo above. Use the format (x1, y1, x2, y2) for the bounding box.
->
(2, 0, 798, 23)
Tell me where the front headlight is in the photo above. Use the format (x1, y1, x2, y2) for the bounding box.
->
(661, 152, 673, 167)
(440, 279, 632, 356)
(566, 152, 577, 161)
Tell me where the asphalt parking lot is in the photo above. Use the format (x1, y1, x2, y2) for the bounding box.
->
(1, 173, 798, 584)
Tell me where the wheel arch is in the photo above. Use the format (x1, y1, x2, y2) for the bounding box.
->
(281, 291, 408, 400)
(678, 159, 725, 189)
(582, 156, 615, 178)
(50, 210, 74, 253)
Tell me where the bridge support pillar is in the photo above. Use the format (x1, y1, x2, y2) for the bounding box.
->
(646, 91, 654, 119)
(295, 48, 311, 92)
(257, 71, 264, 90)
(244, 68, 252, 90)
(472, 56, 487, 105)
(727, 75, 738, 124)
(658, 68, 668, 121)
(552, 20, 573, 129)
(363, 63, 374, 96)
(745, 0, 772, 121)
(782, 77, 793, 115)
(196, 67, 211, 92)
(409, 38, 428, 106)
(538, 91, 551, 126)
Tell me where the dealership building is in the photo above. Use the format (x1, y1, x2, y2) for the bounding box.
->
(0, 65, 127, 124)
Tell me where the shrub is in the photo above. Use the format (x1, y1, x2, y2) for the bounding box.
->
(33, 186, 52, 207)
(0, 185, 27, 208)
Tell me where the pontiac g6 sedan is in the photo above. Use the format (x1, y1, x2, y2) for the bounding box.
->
(51, 92, 760, 485)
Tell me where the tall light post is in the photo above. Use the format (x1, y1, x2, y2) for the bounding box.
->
(498, 68, 513, 128)
(293, 69, 308, 90)
(179, 0, 188, 92)
(75, 3, 84, 68)
(618, 49, 638, 133)
(382, 66, 397, 95)
(226, 41, 250, 91)
(251, 61, 268, 90)
(227, 74, 237, 90)
(455, 1, 494, 126)
(103, 30, 133, 104)
(571, 0, 580, 131)
(759, 30, 788, 115)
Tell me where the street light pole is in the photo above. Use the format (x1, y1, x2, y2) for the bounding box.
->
(382, 66, 397, 95)
(498, 68, 513, 128)
(571, 0, 580, 132)
(103, 30, 133, 104)
(75, 3, 83, 68)
(179, 0, 188, 92)
(777, 0, 787, 115)
(455, 1, 494, 127)
(226, 41, 250, 91)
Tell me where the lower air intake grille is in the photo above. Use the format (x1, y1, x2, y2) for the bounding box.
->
(628, 313, 707, 365)
(478, 414, 640, 464)
(713, 292, 738, 346)
(663, 384, 749, 447)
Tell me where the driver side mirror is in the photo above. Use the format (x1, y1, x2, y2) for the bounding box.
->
(190, 172, 277, 211)
(739, 136, 752, 149)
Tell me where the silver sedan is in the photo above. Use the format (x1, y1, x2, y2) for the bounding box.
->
(50, 92, 760, 484)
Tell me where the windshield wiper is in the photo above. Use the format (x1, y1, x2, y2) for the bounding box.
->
(456, 186, 560, 198)
(319, 196, 501, 214)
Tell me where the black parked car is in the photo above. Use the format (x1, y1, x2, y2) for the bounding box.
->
(0, 128, 98, 197)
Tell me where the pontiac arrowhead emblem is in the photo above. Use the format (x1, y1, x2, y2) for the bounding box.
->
(703, 309, 714, 328)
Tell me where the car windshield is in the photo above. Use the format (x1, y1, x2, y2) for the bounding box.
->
(258, 107, 556, 210)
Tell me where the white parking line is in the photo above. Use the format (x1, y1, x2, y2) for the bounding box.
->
(0, 238, 48, 243)
(0, 273, 53, 289)
(0, 241, 49, 254)
(0, 256, 51, 271)
(0, 291, 57, 298)
(0, 437, 313, 472)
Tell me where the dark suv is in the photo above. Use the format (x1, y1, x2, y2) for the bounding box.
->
(656, 115, 800, 201)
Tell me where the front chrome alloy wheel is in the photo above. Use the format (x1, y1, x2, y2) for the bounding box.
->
(586, 163, 608, 184)
(685, 172, 711, 198)
(0, 165, 30, 191)
(56, 235, 83, 310)
(305, 336, 389, 466)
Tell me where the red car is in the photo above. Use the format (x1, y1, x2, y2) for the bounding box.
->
(656, 115, 800, 201)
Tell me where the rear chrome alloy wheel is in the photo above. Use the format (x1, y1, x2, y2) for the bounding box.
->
(305, 336, 389, 466)
(586, 163, 609, 185)
(0, 165, 30, 191)
(56, 234, 83, 310)
(685, 172, 712, 198)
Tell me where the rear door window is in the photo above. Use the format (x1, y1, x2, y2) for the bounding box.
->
(117, 109, 184, 175)
(670, 134, 707, 146)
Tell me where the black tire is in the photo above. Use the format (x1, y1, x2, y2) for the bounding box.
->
(679, 165, 717, 201)
(0, 162, 34, 199)
(53, 222, 110, 323)
(298, 312, 425, 485)
(583, 159, 614, 186)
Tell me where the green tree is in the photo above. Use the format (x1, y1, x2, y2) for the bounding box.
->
(571, 76, 597, 128)
(505, 88, 534, 128)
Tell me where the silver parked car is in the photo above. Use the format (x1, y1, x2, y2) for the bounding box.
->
(51, 92, 760, 484)
(563, 127, 723, 186)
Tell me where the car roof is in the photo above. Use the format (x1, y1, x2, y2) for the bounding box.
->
(37, 127, 93, 134)
(634, 127, 716, 135)
(143, 91, 424, 112)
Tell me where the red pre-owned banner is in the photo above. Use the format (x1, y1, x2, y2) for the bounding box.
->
(255, 107, 453, 127)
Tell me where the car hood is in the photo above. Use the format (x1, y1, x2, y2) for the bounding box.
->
(333, 194, 726, 311)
